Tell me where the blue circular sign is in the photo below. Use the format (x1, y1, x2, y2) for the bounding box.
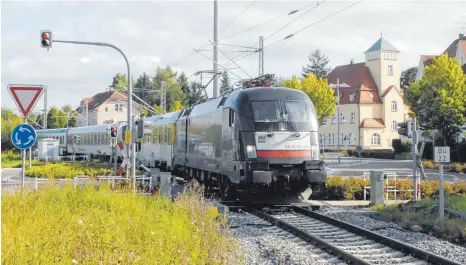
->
(11, 124, 37, 150)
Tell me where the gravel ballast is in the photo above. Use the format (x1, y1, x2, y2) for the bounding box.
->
(227, 211, 344, 265)
(317, 206, 466, 264)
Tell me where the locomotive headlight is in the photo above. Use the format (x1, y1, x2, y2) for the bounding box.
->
(246, 145, 257, 159)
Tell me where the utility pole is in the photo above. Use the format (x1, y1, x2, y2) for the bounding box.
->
(259, 36, 264, 76)
(329, 78, 349, 164)
(412, 117, 418, 201)
(212, 0, 219, 98)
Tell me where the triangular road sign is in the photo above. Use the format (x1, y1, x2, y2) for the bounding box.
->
(7, 85, 45, 118)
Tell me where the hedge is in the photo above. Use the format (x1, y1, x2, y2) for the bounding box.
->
(323, 176, 466, 200)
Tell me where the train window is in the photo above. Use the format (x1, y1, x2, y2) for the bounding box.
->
(251, 101, 279, 122)
(229, 109, 235, 127)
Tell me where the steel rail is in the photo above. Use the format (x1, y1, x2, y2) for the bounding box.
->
(292, 205, 463, 265)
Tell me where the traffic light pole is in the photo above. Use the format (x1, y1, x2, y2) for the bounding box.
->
(53, 39, 135, 192)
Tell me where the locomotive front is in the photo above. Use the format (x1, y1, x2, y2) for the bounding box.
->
(236, 87, 327, 199)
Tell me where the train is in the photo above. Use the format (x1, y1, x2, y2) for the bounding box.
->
(35, 84, 327, 200)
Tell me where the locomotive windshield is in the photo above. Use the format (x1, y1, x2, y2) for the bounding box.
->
(251, 100, 317, 132)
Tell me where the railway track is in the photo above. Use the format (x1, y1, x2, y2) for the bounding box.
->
(229, 204, 463, 265)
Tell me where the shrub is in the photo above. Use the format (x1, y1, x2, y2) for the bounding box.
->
(392, 139, 411, 154)
(423, 160, 438, 169)
(1, 183, 238, 265)
(341, 149, 348, 157)
(451, 163, 465, 173)
(26, 162, 113, 179)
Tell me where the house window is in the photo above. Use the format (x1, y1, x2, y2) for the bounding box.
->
(369, 92, 374, 99)
(119, 104, 124, 111)
(339, 113, 346, 123)
(115, 104, 119, 112)
(387, 65, 394, 76)
(371, 133, 381, 145)
(331, 115, 336, 124)
(350, 112, 356, 123)
(349, 93, 355, 102)
(391, 121, 398, 131)
(391, 101, 398, 111)
(105, 107, 108, 112)
(331, 133, 336, 145)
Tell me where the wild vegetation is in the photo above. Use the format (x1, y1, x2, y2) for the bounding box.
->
(1, 183, 238, 265)
(26, 162, 114, 179)
(371, 194, 466, 244)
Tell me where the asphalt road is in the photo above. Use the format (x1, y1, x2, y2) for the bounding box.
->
(323, 156, 465, 182)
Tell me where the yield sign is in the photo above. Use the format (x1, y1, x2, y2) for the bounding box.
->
(7, 85, 45, 118)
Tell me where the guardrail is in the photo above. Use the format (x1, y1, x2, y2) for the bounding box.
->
(362, 171, 421, 202)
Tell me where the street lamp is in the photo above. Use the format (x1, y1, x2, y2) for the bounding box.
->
(329, 78, 350, 164)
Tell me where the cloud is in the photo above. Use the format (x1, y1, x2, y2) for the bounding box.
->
(2, 1, 465, 112)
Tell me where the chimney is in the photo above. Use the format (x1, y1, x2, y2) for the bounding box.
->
(350, 59, 354, 65)
(460, 33, 465, 39)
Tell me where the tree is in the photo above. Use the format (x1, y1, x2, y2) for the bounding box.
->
(1, 109, 23, 150)
(62, 105, 76, 127)
(404, 53, 466, 146)
(110, 73, 128, 91)
(47, 107, 67, 129)
(185, 82, 207, 106)
(400, 67, 417, 90)
(220, 72, 232, 95)
(282, 73, 336, 125)
(301, 49, 331, 78)
(169, 100, 184, 112)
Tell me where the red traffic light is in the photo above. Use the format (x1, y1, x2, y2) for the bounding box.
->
(41, 30, 52, 48)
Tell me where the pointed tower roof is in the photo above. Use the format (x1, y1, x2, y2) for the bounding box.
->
(365, 36, 399, 53)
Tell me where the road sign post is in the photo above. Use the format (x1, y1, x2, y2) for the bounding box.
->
(8, 84, 44, 190)
(434, 146, 450, 226)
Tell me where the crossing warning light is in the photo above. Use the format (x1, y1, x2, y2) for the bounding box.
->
(41, 30, 52, 48)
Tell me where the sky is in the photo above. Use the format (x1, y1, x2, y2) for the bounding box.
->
(1, 0, 465, 114)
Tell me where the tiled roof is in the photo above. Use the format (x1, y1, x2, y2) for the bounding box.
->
(326, 62, 382, 104)
(380, 85, 394, 97)
(79, 91, 128, 111)
(365, 37, 399, 53)
(443, 35, 466, 58)
(460, 40, 466, 58)
(361, 118, 385, 128)
(420, 55, 437, 67)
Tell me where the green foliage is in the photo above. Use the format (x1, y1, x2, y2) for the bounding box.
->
(26, 162, 113, 179)
(400, 67, 417, 90)
(392, 139, 411, 154)
(282, 74, 336, 125)
(220, 71, 232, 95)
(1, 183, 237, 265)
(169, 100, 184, 112)
(110, 73, 129, 91)
(1, 109, 23, 150)
(404, 53, 466, 146)
(47, 107, 67, 129)
(301, 49, 330, 78)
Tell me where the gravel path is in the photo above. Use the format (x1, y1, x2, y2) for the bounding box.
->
(228, 211, 344, 265)
(317, 206, 466, 265)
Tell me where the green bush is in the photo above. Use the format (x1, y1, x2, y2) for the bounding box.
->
(393, 139, 411, 154)
(325, 176, 466, 200)
(26, 162, 113, 179)
(1, 183, 238, 265)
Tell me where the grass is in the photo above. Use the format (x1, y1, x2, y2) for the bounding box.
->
(1, 150, 40, 168)
(372, 194, 466, 244)
(1, 182, 239, 265)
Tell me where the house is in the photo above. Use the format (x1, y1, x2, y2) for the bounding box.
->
(415, 33, 466, 81)
(319, 36, 408, 150)
(76, 89, 142, 127)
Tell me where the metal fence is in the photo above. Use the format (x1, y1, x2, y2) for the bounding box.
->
(362, 171, 421, 202)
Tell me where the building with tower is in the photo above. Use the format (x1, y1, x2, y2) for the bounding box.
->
(319, 35, 409, 150)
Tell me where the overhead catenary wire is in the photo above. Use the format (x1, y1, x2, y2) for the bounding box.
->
(228, 0, 363, 67)
(165, 0, 256, 68)
(193, 49, 245, 80)
(209, 40, 253, 78)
